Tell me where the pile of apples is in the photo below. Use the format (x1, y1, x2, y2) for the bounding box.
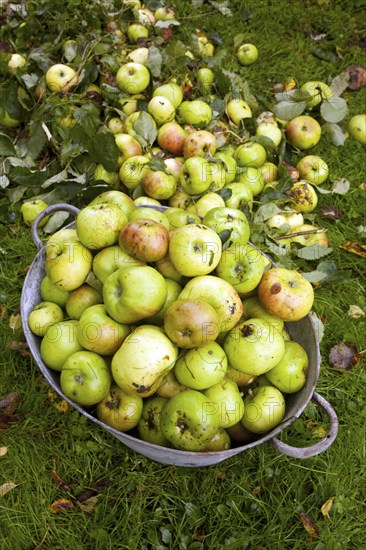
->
(27, 189, 314, 452)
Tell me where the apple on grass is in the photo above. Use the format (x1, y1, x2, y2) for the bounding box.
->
(168, 223, 222, 277)
(265, 341, 308, 393)
(287, 181, 318, 212)
(96, 385, 143, 432)
(153, 82, 183, 109)
(296, 155, 329, 185)
(138, 396, 172, 446)
(178, 100, 212, 128)
(160, 389, 221, 451)
(285, 115, 321, 150)
(203, 378, 245, 428)
(348, 114, 366, 144)
(224, 318, 285, 376)
(20, 200, 49, 227)
(257, 267, 314, 322)
(300, 80, 333, 108)
(241, 386, 286, 434)
(65, 284, 103, 320)
(60, 351, 111, 407)
(119, 218, 169, 262)
(164, 299, 220, 348)
(237, 43, 258, 65)
(179, 275, 243, 334)
(112, 325, 178, 398)
(77, 304, 131, 356)
(147, 96, 176, 125)
(226, 99, 252, 126)
(174, 341, 227, 390)
(40, 320, 83, 371)
(234, 142, 267, 168)
(76, 203, 128, 250)
(103, 265, 167, 324)
(116, 62, 150, 94)
(28, 301, 64, 337)
(45, 63, 78, 92)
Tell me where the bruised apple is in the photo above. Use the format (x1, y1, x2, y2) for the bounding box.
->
(119, 218, 169, 262)
(96, 385, 143, 431)
(164, 299, 220, 348)
(258, 267, 314, 322)
(138, 396, 172, 446)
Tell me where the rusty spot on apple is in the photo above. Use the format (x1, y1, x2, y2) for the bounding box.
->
(270, 282, 282, 294)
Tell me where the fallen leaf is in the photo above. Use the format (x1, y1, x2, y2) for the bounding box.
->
(0, 304, 7, 321)
(340, 241, 366, 257)
(9, 312, 22, 331)
(79, 496, 99, 515)
(321, 496, 336, 519)
(312, 427, 327, 438)
(0, 392, 20, 417)
(329, 341, 363, 371)
(193, 526, 205, 542)
(347, 65, 366, 90)
(0, 447, 8, 457)
(49, 499, 75, 513)
(7, 340, 31, 357)
(348, 305, 365, 319)
(299, 512, 319, 537)
(0, 482, 18, 497)
(75, 478, 111, 503)
(280, 160, 299, 181)
(52, 462, 73, 491)
(319, 205, 342, 221)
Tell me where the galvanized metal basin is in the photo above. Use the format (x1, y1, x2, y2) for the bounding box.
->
(20, 204, 338, 467)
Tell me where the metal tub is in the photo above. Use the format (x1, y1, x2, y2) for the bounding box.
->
(21, 204, 338, 468)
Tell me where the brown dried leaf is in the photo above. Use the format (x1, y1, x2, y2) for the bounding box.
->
(0, 482, 18, 497)
(299, 512, 319, 537)
(0, 447, 8, 457)
(347, 65, 366, 90)
(321, 496, 336, 519)
(0, 304, 7, 321)
(75, 478, 111, 503)
(0, 392, 20, 417)
(340, 241, 366, 257)
(79, 496, 99, 516)
(0, 414, 24, 430)
(7, 340, 31, 357)
(52, 462, 73, 491)
(9, 312, 22, 331)
(319, 205, 342, 221)
(49, 499, 75, 513)
(329, 341, 363, 371)
(193, 526, 205, 542)
(280, 160, 299, 182)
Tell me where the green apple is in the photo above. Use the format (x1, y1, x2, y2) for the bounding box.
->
(108, 117, 125, 134)
(241, 295, 284, 333)
(138, 396, 172, 446)
(134, 196, 162, 207)
(296, 155, 329, 185)
(287, 181, 318, 212)
(202, 206, 250, 248)
(40, 275, 69, 307)
(281, 223, 329, 248)
(127, 47, 149, 65)
(258, 267, 314, 322)
(202, 428, 231, 451)
(148, 278, 182, 326)
(20, 200, 49, 227)
(226, 99, 252, 126)
(89, 190, 136, 218)
(266, 211, 304, 231)
(153, 82, 183, 109)
(237, 166, 265, 195)
(119, 155, 150, 191)
(103, 265, 167, 324)
(256, 121, 282, 147)
(164, 299, 220, 348)
(40, 320, 83, 371)
(215, 243, 265, 296)
(179, 156, 213, 195)
(348, 114, 366, 145)
(46, 227, 78, 247)
(157, 122, 188, 155)
(178, 100, 212, 128)
(45, 240, 93, 292)
(285, 115, 321, 149)
(226, 366, 256, 388)
(116, 62, 150, 94)
(174, 341, 227, 390)
(164, 207, 200, 229)
(60, 351, 111, 407)
(183, 130, 217, 158)
(266, 341, 308, 393)
(168, 223, 222, 277)
(112, 324, 178, 397)
(142, 169, 177, 200)
(0, 110, 21, 128)
(65, 284, 102, 320)
(160, 389, 221, 451)
(119, 218, 169, 262)
(45, 63, 78, 92)
(156, 370, 186, 398)
(234, 142, 267, 168)
(260, 161, 278, 184)
(213, 151, 237, 184)
(93, 164, 119, 186)
(154, 6, 175, 20)
(179, 275, 243, 333)
(224, 317, 285, 376)
(93, 245, 145, 284)
(300, 80, 333, 108)
(129, 206, 170, 229)
(237, 43, 258, 65)
(203, 378, 244, 428)
(154, 254, 185, 284)
(127, 23, 149, 43)
(241, 385, 286, 434)
(197, 67, 215, 94)
(168, 185, 195, 210)
(96, 384, 143, 432)
(78, 304, 130, 355)
(28, 301, 64, 337)
(186, 192, 225, 218)
(76, 203, 128, 250)
(114, 133, 143, 163)
(147, 95, 176, 125)
(223, 182, 253, 210)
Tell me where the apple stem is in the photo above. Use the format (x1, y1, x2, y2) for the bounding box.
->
(275, 228, 328, 240)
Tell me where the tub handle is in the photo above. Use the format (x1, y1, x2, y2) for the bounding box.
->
(270, 392, 338, 458)
(31, 203, 80, 250)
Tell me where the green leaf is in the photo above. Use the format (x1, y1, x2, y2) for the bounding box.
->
(253, 203, 282, 223)
(61, 126, 90, 164)
(218, 229, 232, 244)
(63, 41, 78, 62)
(146, 46, 163, 78)
(273, 99, 307, 121)
(26, 120, 47, 160)
(209, 0, 233, 16)
(320, 97, 348, 123)
(88, 132, 120, 172)
(218, 188, 232, 201)
(296, 245, 333, 260)
(149, 158, 166, 171)
(134, 111, 158, 147)
(322, 122, 347, 146)
(74, 103, 101, 137)
(330, 70, 350, 96)
(250, 134, 278, 153)
(332, 177, 350, 195)
(233, 33, 246, 51)
(0, 175, 10, 189)
(312, 46, 339, 63)
(21, 73, 40, 90)
(0, 134, 16, 156)
(155, 19, 180, 29)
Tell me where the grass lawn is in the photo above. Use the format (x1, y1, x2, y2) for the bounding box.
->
(1, 0, 365, 548)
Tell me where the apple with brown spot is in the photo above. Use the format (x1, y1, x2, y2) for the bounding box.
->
(119, 218, 169, 262)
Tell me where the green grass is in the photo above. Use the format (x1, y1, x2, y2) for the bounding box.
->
(1, 0, 366, 548)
